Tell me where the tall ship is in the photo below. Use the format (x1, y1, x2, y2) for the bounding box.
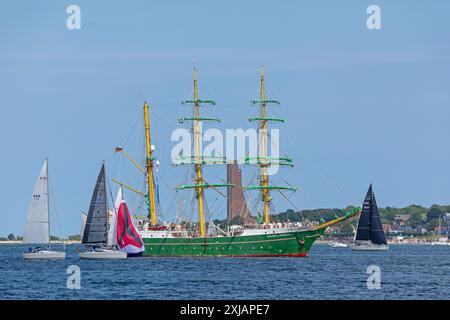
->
(114, 66, 360, 257)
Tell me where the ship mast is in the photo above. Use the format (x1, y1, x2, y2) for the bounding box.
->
(113, 102, 158, 226)
(144, 102, 157, 226)
(176, 66, 230, 237)
(193, 67, 206, 236)
(245, 66, 296, 225)
(259, 67, 270, 224)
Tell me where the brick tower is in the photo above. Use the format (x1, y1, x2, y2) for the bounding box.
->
(227, 161, 251, 223)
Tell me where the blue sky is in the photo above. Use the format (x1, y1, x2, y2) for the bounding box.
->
(1, 1, 450, 236)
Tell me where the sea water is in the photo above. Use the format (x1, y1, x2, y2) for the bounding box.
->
(0, 244, 448, 299)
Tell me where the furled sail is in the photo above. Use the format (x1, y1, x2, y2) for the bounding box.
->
(355, 184, 387, 245)
(82, 164, 108, 245)
(116, 200, 144, 254)
(23, 160, 50, 244)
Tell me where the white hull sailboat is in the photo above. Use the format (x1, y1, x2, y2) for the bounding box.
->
(351, 184, 389, 252)
(23, 159, 65, 260)
(352, 242, 389, 251)
(24, 250, 66, 260)
(79, 164, 126, 259)
(430, 215, 450, 245)
(430, 240, 450, 246)
(79, 248, 127, 259)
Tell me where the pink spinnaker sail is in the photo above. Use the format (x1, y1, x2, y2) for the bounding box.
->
(116, 200, 144, 255)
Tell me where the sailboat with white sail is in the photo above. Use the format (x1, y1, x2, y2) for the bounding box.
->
(351, 183, 389, 251)
(23, 159, 65, 260)
(430, 214, 450, 246)
(79, 163, 127, 259)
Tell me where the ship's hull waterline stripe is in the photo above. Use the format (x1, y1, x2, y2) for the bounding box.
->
(143, 234, 319, 246)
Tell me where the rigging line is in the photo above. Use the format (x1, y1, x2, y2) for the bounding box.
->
(156, 170, 182, 217)
(243, 167, 260, 219)
(106, 176, 117, 215)
(297, 152, 345, 219)
(202, 179, 227, 198)
(275, 177, 324, 222)
(175, 190, 186, 224)
(49, 182, 64, 245)
(273, 186, 305, 222)
(122, 110, 141, 148)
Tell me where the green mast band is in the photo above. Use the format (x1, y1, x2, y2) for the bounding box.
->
(174, 156, 227, 165)
(243, 185, 297, 192)
(248, 117, 285, 123)
(182, 99, 216, 105)
(250, 100, 280, 105)
(176, 183, 234, 190)
(178, 117, 221, 123)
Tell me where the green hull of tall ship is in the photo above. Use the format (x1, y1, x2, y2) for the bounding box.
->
(142, 228, 325, 257)
(140, 209, 361, 257)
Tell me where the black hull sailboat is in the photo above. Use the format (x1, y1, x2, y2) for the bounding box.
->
(351, 184, 389, 251)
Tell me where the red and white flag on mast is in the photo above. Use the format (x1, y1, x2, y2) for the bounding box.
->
(116, 200, 144, 255)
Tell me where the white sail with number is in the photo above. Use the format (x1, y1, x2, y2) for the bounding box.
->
(23, 160, 50, 244)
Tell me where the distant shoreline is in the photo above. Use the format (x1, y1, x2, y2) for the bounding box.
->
(0, 240, 81, 245)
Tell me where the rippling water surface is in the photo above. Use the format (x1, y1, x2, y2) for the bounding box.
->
(0, 244, 448, 299)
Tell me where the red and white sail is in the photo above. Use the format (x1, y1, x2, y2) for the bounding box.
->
(116, 200, 144, 255)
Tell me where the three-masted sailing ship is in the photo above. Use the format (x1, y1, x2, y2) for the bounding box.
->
(114, 66, 361, 257)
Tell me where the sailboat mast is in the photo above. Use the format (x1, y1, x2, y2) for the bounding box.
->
(193, 67, 206, 237)
(46, 158, 51, 249)
(144, 102, 157, 226)
(259, 67, 270, 224)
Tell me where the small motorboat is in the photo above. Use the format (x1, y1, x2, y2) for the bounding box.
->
(329, 242, 349, 248)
